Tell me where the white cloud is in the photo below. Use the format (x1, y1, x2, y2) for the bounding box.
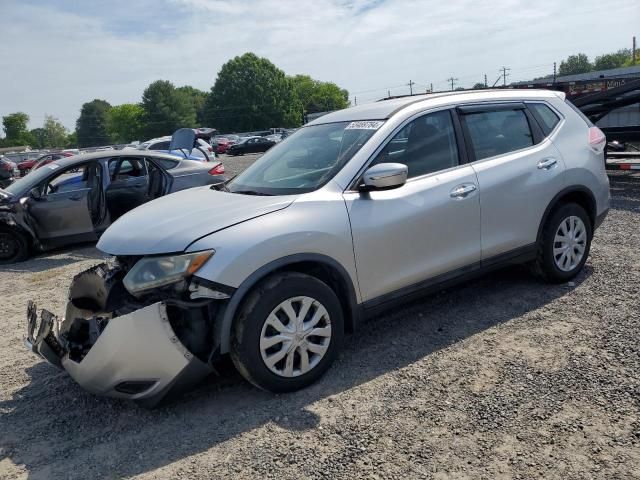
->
(0, 0, 638, 132)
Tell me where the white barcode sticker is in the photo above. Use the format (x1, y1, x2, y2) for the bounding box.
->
(345, 121, 384, 130)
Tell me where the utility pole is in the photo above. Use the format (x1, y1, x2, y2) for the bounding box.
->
(388, 89, 391, 98)
(484, 74, 488, 88)
(354, 96, 357, 106)
(430, 82, 433, 93)
(633, 36, 637, 65)
(407, 80, 415, 95)
(553, 62, 557, 84)
(499, 66, 510, 87)
(447, 77, 458, 91)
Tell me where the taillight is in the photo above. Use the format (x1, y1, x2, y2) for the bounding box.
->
(589, 126, 606, 153)
(208, 163, 225, 175)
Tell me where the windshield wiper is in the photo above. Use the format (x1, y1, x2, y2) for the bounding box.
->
(231, 190, 273, 196)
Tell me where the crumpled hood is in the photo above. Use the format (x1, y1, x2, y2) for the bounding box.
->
(97, 187, 296, 255)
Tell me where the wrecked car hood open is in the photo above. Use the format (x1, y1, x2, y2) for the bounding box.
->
(97, 187, 296, 255)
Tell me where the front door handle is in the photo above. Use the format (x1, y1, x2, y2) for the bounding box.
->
(537, 158, 558, 170)
(450, 183, 477, 199)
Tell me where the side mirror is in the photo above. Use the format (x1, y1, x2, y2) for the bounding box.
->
(360, 163, 408, 191)
(29, 187, 42, 200)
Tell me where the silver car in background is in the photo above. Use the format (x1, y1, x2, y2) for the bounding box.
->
(26, 89, 609, 406)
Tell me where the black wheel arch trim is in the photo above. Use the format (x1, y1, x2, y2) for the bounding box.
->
(536, 185, 597, 244)
(217, 253, 360, 354)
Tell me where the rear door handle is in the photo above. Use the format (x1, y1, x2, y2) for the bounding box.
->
(69, 195, 82, 201)
(450, 183, 477, 199)
(537, 158, 558, 170)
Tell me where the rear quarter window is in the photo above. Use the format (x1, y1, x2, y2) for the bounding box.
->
(154, 158, 179, 170)
(528, 103, 561, 136)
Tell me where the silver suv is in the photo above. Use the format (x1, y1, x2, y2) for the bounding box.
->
(26, 90, 610, 406)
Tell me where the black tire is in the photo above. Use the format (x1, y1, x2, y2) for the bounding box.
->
(230, 272, 344, 393)
(0, 227, 29, 264)
(531, 203, 592, 283)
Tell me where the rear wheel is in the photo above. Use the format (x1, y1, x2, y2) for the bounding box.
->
(532, 203, 592, 283)
(230, 272, 344, 392)
(0, 227, 29, 264)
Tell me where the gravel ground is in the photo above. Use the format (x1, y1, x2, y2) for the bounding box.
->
(219, 152, 263, 178)
(1, 171, 639, 480)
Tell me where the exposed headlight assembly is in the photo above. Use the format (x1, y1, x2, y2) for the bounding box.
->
(123, 250, 214, 295)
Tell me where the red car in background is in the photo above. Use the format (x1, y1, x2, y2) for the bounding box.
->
(212, 135, 240, 154)
(214, 137, 231, 154)
(17, 152, 74, 176)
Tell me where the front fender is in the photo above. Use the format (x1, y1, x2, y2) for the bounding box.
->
(187, 197, 360, 353)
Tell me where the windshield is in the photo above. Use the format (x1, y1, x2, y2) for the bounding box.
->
(3, 162, 60, 196)
(228, 120, 382, 195)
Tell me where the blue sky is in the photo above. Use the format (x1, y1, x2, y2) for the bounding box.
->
(1, 0, 638, 133)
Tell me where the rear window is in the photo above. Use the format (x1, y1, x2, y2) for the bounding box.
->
(462, 109, 534, 161)
(149, 141, 170, 150)
(528, 103, 561, 136)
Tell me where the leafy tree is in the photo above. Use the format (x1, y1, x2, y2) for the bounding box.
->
(176, 86, 208, 125)
(107, 104, 144, 143)
(472, 82, 486, 89)
(2, 112, 34, 146)
(30, 128, 47, 149)
(290, 75, 349, 114)
(42, 115, 68, 148)
(66, 131, 78, 148)
(594, 49, 632, 71)
(141, 80, 197, 138)
(76, 99, 111, 148)
(204, 53, 300, 131)
(559, 54, 592, 76)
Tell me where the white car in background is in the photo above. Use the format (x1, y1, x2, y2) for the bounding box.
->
(138, 136, 216, 161)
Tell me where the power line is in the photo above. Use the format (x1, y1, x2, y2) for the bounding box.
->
(446, 77, 458, 91)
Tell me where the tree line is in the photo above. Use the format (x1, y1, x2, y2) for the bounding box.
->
(0, 52, 350, 149)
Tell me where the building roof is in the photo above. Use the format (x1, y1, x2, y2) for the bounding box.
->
(514, 65, 640, 86)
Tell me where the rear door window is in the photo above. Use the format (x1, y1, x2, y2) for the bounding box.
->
(462, 108, 534, 160)
(109, 158, 147, 180)
(527, 103, 561, 136)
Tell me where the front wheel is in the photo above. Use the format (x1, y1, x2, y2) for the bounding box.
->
(0, 227, 29, 264)
(230, 272, 344, 392)
(532, 203, 592, 283)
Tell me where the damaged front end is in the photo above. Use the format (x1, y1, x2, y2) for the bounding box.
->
(25, 256, 232, 407)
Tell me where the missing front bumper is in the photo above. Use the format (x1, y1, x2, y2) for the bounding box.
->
(26, 298, 212, 407)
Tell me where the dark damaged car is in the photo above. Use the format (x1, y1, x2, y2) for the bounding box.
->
(0, 151, 225, 263)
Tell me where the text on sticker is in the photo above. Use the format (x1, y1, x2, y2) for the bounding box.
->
(345, 121, 384, 130)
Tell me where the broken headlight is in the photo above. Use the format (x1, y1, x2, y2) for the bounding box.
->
(123, 250, 214, 295)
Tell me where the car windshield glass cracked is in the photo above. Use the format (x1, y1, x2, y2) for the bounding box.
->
(228, 121, 382, 195)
